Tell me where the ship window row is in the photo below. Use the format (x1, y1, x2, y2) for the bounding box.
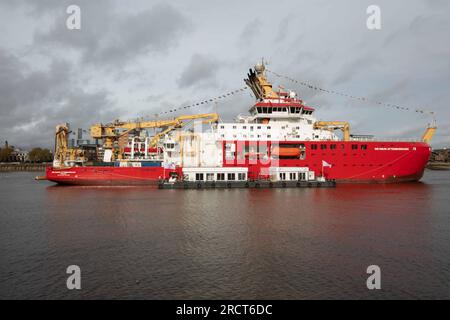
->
(311, 144, 368, 150)
(220, 125, 275, 130)
(195, 172, 246, 181)
(279, 172, 308, 181)
(254, 107, 313, 115)
(224, 133, 290, 139)
(219, 125, 305, 131)
(221, 134, 275, 138)
(256, 107, 287, 113)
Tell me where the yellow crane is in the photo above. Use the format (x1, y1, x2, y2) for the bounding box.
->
(421, 126, 437, 144)
(314, 121, 437, 144)
(90, 113, 219, 161)
(53, 123, 86, 167)
(314, 121, 351, 141)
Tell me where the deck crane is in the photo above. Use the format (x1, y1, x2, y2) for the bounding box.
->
(313, 121, 351, 141)
(90, 113, 219, 162)
(53, 123, 86, 167)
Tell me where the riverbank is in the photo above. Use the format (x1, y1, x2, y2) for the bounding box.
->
(427, 162, 450, 170)
(0, 163, 50, 172)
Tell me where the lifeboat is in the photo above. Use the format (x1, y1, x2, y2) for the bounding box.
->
(271, 146, 300, 157)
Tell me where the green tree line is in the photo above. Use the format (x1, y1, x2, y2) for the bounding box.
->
(0, 147, 13, 162)
(28, 148, 53, 162)
(0, 147, 53, 162)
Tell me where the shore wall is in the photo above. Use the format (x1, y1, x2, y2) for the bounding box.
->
(427, 162, 450, 170)
(0, 163, 50, 172)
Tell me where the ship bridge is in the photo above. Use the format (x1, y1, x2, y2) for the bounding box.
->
(249, 100, 315, 121)
(244, 61, 315, 124)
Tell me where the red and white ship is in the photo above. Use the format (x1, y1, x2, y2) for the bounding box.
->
(45, 62, 436, 185)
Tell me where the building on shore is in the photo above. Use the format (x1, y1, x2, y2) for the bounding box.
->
(430, 149, 450, 162)
(1, 141, 29, 162)
(11, 148, 29, 162)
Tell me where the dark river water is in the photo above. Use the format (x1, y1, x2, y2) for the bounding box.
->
(1, 170, 449, 299)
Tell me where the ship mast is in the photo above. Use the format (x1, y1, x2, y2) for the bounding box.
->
(244, 60, 279, 101)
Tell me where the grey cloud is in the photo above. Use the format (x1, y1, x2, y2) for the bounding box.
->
(238, 19, 262, 47)
(367, 79, 410, 103)
(274, 13, 296, 43)
(177, 54, 220, 89)
(332, 54, 381, 85)
(35, 2, 192, 68)
(0, 48, 118, 149)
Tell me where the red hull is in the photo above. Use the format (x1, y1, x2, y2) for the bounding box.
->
(45, 166, 178, 186)
(222, 141, 431, 183)
(46, 141, 431, 185)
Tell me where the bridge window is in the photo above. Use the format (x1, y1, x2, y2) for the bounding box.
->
(361, 144, 368, 150)
(330, 144, 337, 150)
(320, 144, 327, 150)
(352, 144, 358, 150)
(311, 144, 317, 150)
(290, 107, 301, 114)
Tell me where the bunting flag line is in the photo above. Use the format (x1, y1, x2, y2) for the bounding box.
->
(140, 86, 249, 120)
(266, 69, 435, 117)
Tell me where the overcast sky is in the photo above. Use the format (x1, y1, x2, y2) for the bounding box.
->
(0, 0, 449, 149)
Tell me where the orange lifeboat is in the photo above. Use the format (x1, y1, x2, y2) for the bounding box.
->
(271, 147, 300, 157)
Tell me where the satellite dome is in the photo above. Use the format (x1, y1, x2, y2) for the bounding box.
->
(255, 62, 265, 73)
